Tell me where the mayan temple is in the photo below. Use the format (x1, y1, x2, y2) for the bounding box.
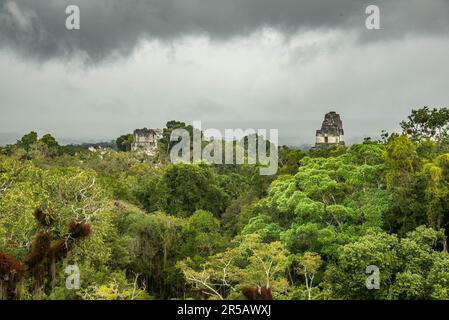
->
(131, 128, 158, 154)
(315, 111, 345, 148)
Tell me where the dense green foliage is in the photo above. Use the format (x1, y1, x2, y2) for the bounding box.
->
(116, 134, 134, 152)
(2, 110, 449, 300)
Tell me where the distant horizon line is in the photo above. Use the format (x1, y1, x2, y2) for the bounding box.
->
(0, 131, 379, 148)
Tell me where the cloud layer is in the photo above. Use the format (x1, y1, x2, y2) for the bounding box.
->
(1, 0, 449, 62)
(1, 1, 449, 145)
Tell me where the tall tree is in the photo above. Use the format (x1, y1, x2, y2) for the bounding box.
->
(16, 131, 38, 152)
(116, 134, 134, 152)
(400, 107, 449, 143)
(296, 252, 322, 300)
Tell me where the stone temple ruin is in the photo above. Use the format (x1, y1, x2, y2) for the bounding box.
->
(315, 111, 345, 148)
(131, 128, 158, 154)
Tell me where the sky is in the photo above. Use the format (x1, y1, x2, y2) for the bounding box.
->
(1, 0, 449, 146)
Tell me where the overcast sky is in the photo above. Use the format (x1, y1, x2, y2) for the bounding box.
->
(1, 0, 449, 145)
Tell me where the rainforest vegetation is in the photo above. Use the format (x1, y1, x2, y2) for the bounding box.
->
(2, 107, 449, 300)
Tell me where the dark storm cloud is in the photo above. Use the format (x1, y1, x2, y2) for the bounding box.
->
(1, 0, 449, 62)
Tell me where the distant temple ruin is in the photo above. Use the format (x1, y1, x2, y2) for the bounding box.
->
(315, 111, 345, 148)
(131, 128, 158, 153)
